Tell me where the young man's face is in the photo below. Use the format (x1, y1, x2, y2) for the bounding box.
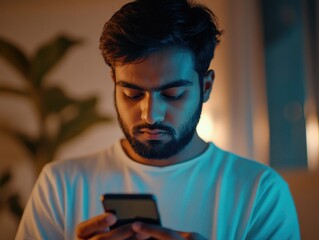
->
(114, 48, 204, 160)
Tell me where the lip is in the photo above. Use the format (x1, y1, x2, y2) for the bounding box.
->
(140, 128, 166, 134)
(138, 128, 168, 140)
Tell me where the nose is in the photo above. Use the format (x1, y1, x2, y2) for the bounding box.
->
(140, 93, 165, 124)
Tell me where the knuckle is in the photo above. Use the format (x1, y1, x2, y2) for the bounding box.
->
(75, 223, 86, 238)
(94, 217, 105, 227)
(185, 232, 202, 240)
(164, 231, 180, 239)
(90, 235, 108, 240)
(75, 217, 108, 239)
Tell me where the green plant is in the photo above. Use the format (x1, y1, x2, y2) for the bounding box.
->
(0, 35, 112, 175)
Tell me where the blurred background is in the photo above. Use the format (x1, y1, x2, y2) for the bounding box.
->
(0, 0, 318, 239)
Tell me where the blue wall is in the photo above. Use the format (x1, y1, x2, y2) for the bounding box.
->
(261, 0, 308, 168)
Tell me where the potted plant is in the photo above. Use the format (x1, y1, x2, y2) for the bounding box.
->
(0, 35, 112, 218)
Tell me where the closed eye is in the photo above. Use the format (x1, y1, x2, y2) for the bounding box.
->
(161, 92, 185, 100)
(123, 90, 144, 99)
(161, 88, 185, 100)
(125, 93, 144, 99)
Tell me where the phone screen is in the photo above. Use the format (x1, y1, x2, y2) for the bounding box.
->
(101, 194, 161, 229)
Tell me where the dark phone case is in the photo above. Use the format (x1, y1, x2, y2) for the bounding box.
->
(100, 193, 161, 229)
(108, 216, 161, 229)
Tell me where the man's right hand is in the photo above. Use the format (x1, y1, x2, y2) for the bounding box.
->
(76, 213, 135, 240)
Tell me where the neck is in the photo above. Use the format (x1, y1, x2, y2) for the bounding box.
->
(121, 132, 208, 167)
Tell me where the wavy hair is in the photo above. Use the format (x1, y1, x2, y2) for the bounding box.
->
(100, 0, 222, 78)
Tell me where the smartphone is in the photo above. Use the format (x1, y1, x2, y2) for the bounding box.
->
(100, 193, 161, 229)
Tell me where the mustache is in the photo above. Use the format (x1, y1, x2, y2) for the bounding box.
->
(133, 123, 175, 135)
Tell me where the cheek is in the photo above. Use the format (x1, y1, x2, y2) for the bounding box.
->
(166, 92, 201, 124)
(115, 93, 140, 123)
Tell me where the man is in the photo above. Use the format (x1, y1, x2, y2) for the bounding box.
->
(16, 0, 300, 239)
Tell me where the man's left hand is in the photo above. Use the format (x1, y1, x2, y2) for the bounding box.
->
(131, 222, 207, 240)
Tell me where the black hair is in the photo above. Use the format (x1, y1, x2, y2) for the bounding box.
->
(100, 0, 222, 78)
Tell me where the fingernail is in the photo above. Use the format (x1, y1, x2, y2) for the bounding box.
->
(105, 213, 116, 223)
(132, 221, 142, 231)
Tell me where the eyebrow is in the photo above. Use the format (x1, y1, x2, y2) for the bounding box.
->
(116, 80, 193, 91)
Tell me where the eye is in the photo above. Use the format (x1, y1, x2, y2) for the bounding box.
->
(125, 93, 144, 99)
(162, 93, 185, 100)
(123, 90, 144, 99)
(161, 89, 185, 100)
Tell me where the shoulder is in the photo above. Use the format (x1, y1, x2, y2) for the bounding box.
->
(43, 151, 102, 177)
(212, 144, 295, 207)
(209, 143, 287, 188)
(41, 141, 121, 181)
(209, 144, 299, 237)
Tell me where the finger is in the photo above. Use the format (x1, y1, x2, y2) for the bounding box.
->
(132, 222, 183, 240)
(91, 224, 135, 240)
(135, 232, 151, 240)
(178, 232, 206, 240)
(76, 213, 116, 239)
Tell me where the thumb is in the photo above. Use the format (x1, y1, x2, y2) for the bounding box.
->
(132, 222, 183, 240)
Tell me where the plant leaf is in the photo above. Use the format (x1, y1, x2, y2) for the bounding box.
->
(31, 35, 81, 86)
(0, 127, 37, 156)
(8, 194, 24, 219)
(0, 84, 29, 98)
(0, 37, 30, 79)
(43, 86, 77, 114)
(53, 97, 111, 149)
(0, 127, 37, 157)
(0, 171, 11, 188)
(15, 132, 38, 157)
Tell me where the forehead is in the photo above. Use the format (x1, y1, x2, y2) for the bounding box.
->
(114, 48, 198, 88)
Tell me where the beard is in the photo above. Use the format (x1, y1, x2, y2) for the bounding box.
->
(115, 98, 203, 160)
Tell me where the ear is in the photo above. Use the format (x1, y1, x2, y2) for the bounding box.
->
(202, 70, 215, 102)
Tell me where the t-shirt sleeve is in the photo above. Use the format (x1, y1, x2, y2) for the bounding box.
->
(246, 169, 300, 240)
(15, 164, 64, 240)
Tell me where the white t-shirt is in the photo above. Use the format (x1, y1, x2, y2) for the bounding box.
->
(16, 141, 300, 240)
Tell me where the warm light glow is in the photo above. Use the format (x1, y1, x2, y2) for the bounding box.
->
(197, 111, 215, 142)
(306, 113, 319, 171)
